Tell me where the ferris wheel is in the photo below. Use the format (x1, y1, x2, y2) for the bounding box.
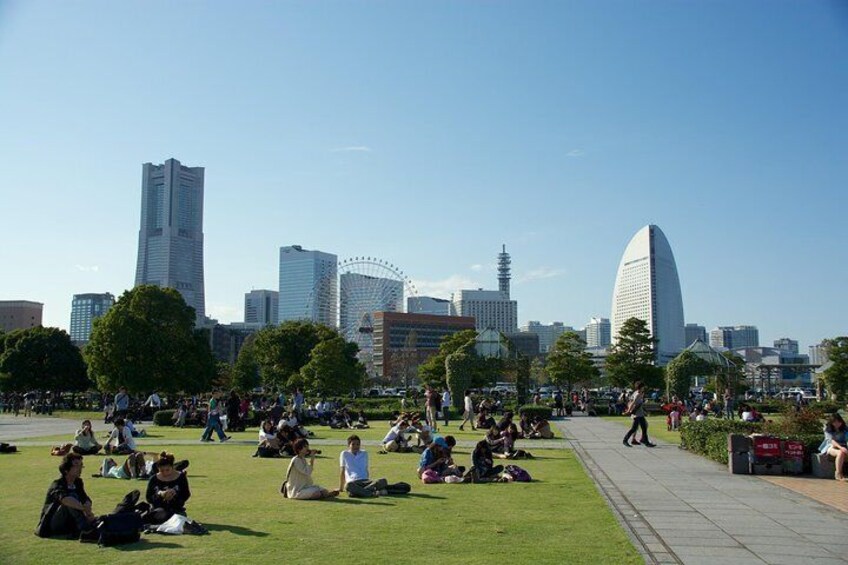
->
(305, 257, 418, 372)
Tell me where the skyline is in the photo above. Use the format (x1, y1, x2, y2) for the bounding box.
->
(1, 2, 846, 352)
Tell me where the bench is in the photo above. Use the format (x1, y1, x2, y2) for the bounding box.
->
(812, 452, 847, 479)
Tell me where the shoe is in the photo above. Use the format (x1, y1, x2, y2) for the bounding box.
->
(200, 438, 211, 442)
(622, 439, 632, 448)
(221, 436, 231, 442)
(643, 442, 657, 448)
(632, 439, 641, 445)
(79, 528, 99, 543)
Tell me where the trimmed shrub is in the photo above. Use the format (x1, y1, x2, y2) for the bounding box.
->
(153, 410, 175, 426)
(518, 405, 553, 419)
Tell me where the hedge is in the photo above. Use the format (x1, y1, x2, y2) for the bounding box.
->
(153, 410, 175, 426)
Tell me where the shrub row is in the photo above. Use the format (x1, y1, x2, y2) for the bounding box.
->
(517, 405, 553, 419)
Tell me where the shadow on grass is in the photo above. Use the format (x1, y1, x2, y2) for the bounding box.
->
(204, 522, 269, 537)
(326, 497, 393, 506)
(114, 539, 183, 551)
(403, 492, 446, 500)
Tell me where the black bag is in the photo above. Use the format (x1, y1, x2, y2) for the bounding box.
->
(98, 511, 142, 546)
(0, 442, 17, 453)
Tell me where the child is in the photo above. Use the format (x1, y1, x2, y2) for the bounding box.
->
(669, 406, 680, 431)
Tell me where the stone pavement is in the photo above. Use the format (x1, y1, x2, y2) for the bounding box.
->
(0, 414, 81, 441)
(555, 416, 848, 565)
(759, 475, 848, 514)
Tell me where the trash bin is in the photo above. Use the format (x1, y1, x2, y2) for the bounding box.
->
(781, 440, 805, 475)
(727, 434, 751, 475)
(749, 435, 782, 475)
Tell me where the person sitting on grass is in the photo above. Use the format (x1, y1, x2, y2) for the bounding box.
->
(72, 419, 102, 456)
(339, 435, 411, 497)
(417, 436, 466, 481)
(356, 410, 369, 429)
(476, 408, 496, 431)
(496, 411, 514, 431)
(502, 423, 533, 459)
(104, 418, 136, 455)
(173, 401, 188, 428)
(381, 420, 413, 453)
(36, 453, 98, 539)
(470, 440, 505, 482)
(409, 418, 434, 448)
(283, 439, 339, 500)
(255, 420, 284, 458)
(277, 423, 300, 457)
(527, 416, 555, 439)
(485, 426, 508, 456)
(819, 413, 847, 481)
(519, 412, 535, 438)
(145, 451, 191, 524)
(98, 451, 147, 479)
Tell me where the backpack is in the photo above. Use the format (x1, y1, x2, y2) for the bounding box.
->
(97, 512, 142, 546)
(505, 464, 531, 482)
(421, 469, 442, 484)
(0, 442, 17, 453)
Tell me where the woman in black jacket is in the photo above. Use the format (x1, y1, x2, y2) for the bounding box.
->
(145, 452, 191, 524)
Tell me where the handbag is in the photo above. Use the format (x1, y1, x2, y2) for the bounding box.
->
(280, 461, 293, 498)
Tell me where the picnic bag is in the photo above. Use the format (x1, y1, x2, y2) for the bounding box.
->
(421, 469, 442, 484)
(97, 511, 143, 546)
(505, 464, 531, 482)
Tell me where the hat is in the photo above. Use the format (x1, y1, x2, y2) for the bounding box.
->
(434, 437, 448, 448)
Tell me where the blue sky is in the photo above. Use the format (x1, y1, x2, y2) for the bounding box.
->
(1, 1, 846, 351)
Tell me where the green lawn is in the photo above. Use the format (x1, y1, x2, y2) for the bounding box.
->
(0, 425, 640, 564)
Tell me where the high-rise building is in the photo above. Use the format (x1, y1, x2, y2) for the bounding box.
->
(453, 289, 518, 333)
(520, 321, 571, 353)
(809, 342, 829, 367)
(611, 224, 685, 364)
(134, 158, 206, 323)
(585, 317, 611, 348)
(710, 326, 759, 350)
(278, 245, 338, 327)
(339, 273, 404, 342)
(685, 323, 707, 346)
(407, 296, 452, 316)
(774, 338, 799, 355)
(69, 293, 115, 345)
(244, 290, 279, 327)
(0, 300, 43, 332)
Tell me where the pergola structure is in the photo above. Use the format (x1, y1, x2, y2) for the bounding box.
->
(750, 363, 821, 395)
(682, 339, 739, 394)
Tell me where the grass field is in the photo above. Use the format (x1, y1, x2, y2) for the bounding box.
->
(0, 422, 640, 565)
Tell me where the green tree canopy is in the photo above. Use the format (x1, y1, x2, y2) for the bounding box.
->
(0, 326, 89, 392)
(85, 285, 215, 394)
(232, 335, 260, 392)
(823, 336, 848, 401)
(251, 321, 337, 389)
(298, 336, 366, 396)
(418, 329, 477, 388)
(605, 317, 663, 390)
(665, 350, 712, 400)
(545, 331, 599, 392)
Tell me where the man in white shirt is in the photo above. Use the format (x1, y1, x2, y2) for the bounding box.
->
(144, 391, 162, 409)
(104, 418, 137, 454)
(441, 389, 452, 427)
(340, 435, 410, 497)
(459, 390, 476, 431)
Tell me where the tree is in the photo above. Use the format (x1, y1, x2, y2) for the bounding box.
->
(85, 285, 215, 394)
(418, 329, 477, 388)
(251, 321, 337, 389)
(529, 357, 547, 388)
(546, 331, 599, 392)
(445, 349, 475, 409)
(299, 336, 366, 395)
(665, 350, 712, 400)
(823, 336, 848, 401)
(605, 317, 663, 390)
(0, 327, 89, 392)
(232, 336, 260, 392)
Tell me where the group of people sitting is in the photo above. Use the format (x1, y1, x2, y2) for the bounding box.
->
(37, 450, 192, 541)
(71, 418, 145, 456)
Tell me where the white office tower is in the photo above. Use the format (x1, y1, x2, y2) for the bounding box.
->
(611, 225, 685, 364)
(278, 245, 338, 326)
(134, 158, 206, 323)
(585, 317, 611, 348)
(244, 289, 279, 327)
(453, 289, 518, 333)
(339, 273, 403, 342)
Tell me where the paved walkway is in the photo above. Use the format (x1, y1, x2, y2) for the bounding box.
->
(556, 416, 848, 565)
(0, 415, 80, 441)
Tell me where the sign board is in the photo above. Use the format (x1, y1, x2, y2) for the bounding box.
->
(782, 440, 805, 461)
(752, 436, 781, 461)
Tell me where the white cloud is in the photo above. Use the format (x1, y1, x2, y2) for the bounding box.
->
(207, 305, 241, 323)
(332, 146, 372, 153)
(514, 267, 567, 284)
(74, 265, 100, 272)
(567, 149, 585, 158)
(413, 275, 481, 299)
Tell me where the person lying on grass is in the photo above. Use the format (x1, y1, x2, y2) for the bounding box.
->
(145, 451, 191, 524)
(283, 439, 339, 500)
(99, 452, 147, 479)
(339, 435, 411, 497)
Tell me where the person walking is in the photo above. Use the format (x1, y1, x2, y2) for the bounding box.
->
(723, 387, 735, 420)
(622, 381, 655, 448)
(200, 391, 229, 443)
(441, 389, 452, 427)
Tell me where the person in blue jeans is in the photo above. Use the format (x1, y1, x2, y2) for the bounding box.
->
(200, 391, 230, 443)
(622, 381, 656, 448)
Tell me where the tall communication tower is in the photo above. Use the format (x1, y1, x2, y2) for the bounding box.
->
(497, 244, 511, 298)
